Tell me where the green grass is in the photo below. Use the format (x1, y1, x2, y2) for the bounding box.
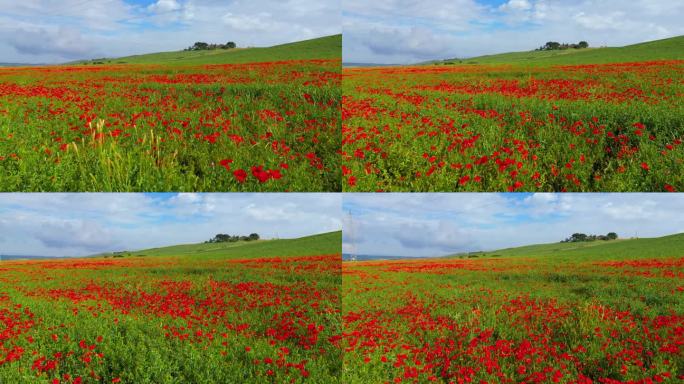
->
(0, 231, 341, 383)
(132, 231, 342, 258)
(488, 233, 684, 260)
(450, 35, 684, 65)
(343, 41, 684, 192)
(0, 37, 341, 192)
(342, 232, 684, 383)
(83, 35, 341, 65)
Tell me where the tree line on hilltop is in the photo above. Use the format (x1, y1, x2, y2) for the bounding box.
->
(537, 41, 589, 51)
(561, 232, 618, 243)
(185, 41, 237, 51)
(206, 233, 260, 243)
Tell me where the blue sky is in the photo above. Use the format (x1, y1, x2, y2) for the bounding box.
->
(343, 193, 684, 257)
(0, 193, 341, 257)
(343, 0, 684, 63)
(0, 0, 341, 63)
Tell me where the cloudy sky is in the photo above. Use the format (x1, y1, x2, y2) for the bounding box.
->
(343, 193, 684, 257)
(0, 0, 340, 63)
(344, 0, 684, 63)
(0, 193, 341, 257)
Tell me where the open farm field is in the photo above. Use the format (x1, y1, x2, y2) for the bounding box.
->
(0, 36, 341, 192)
(342, 234, 684, 383)
(342, 37, 684, 192)
(0, 232, 342, 383)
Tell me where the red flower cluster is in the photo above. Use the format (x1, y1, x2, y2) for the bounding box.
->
(0, 252, 342, 382)
(342, 255, 684, 382)
(342, 60, 684, 191)
(0, 59, 341, 191)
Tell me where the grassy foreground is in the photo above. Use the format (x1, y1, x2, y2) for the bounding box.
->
(343, 234, 684, 383)
(0, 232, 342, 383)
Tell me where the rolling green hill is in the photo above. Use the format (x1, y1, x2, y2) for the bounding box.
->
(442, 35, 684, 65)
(83, 35, 341, 65)
(128, 231, 341, 259)
(487, 232, 684, 261)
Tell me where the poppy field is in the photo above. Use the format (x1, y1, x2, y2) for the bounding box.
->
(0, 57, 340, 192)
(342, 234, 684, 383)
(342, 60, 684, 192)
(0, 232, 342, 383)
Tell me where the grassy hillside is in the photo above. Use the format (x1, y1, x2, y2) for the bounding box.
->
(487, 233, 684, 261)
(131, 231, 341, 259)
(98, 35, 341, 65)
(447, 35, 684, 65)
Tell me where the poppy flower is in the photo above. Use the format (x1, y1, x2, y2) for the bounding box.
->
(219, 159, 232, 171)
(233, 169, 247, 183)
(251, 166, 271, 183)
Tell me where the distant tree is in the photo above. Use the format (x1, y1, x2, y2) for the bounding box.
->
(191, 42, 209, 51)
(571, 233, 587, 242)
(561, 232, 618, 243)
(185, 41, 236, 51)
(539, 41, 588, 51)
(544, 41, 561, 50)
(206, 233, 259, 243)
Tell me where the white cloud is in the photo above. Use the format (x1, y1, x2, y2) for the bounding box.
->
(396, 220, 475, 251)
(573, 11, 625, 31)
(244, 202, 297, 221)
(148, 0, 182, 13)
(165, 193, 216, 216)
(343, 194, 684, 257)
(5, 26, 94, 58)
(344, 0, 485, 29)
(0, 0, 340, 63)
(0, 193, 341, 257)
(0, 1, 134, 31)
(35, 219, 116, 251)
(364, 27, 456, 59)
(223, 12, 275, 31)
(343, 0, 684, 63)
(500, 0, 532, 11)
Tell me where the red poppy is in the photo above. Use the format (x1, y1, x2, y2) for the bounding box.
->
(219, 159, 232, 171)
(233, 169, 247, 183)
(251, 166, 271, 183)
